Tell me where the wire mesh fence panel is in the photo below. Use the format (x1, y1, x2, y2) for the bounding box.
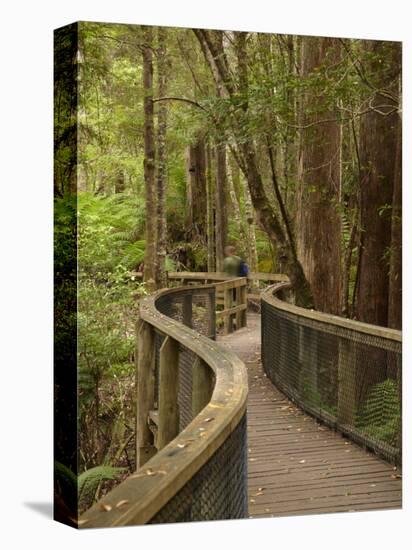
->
(262, 296, 402, 464)
(155, 288, 216, 430)
(149, 414, 248, 524)
(146, 286, 247, 523)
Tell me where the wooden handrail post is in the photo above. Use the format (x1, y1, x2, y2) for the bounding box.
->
(136, 319, 156, 468)
(224, 288, 233, 334)
(192, 358, 214, 416)
(182, 293, 192, 328)
(235, 284, 244, 329)
(240, 282, 247, 328)
(157, 336, 180, 450)
(207, 289, 216, 339)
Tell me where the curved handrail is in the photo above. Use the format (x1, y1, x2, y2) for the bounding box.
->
(261, 282, 402, 464)
(79, 284, 248, 527)
(263, 282, 401, 344)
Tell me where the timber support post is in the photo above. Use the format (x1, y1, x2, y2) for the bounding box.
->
(337, 339, 357, 426)
(136, 319, 157, 467)
(207, 289, 216, 339)
(182, 293, 193, 328)
(157, 336, 180, 450)
(224, 288, 233, 334)
(192, 357, 214, 416)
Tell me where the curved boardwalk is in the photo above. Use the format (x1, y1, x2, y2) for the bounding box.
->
(218, 313, 402, 519)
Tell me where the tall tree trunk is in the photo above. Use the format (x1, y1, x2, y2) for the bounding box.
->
(243, 177, 259, 274)
(156, 27, 168, 288)
(296, 37, 342, 315)
(142, 26, 157, 292)
(186, 136, 207, 241)
(206, 143, 215, 271)
(355, 40, 401, 327)
(215, 143, 227, 271)
(388, 118, 402, 329)
(227, 156, 245, 244)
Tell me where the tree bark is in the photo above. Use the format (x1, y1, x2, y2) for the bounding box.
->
(243, 178, 258, 274)
(156, 27, 168, 288)
(215, 143, 227, 271)
(206, 143, 215, 271)
(186, 136, 207, 241)
(227, 155, 246, 244)
(296, 37, 342, 315)
(388, 118, 402, 329)
(142, 26, 157, 292)
(355, 40, 401, 327)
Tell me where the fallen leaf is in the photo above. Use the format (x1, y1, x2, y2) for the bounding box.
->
(204, 417, 215, 423)
(299, 460, 306, 464)
(100, 504, 112, 512)
(77, 519, 89, 526)
(116, 500, 129, 509)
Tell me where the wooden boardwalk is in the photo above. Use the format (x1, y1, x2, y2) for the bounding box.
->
(218, 313, 402, 519)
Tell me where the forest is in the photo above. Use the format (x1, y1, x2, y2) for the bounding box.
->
(54, 22, 402, 514)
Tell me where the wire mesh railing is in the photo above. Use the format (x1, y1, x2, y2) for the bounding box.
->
(79, 284, 248, 527)
(261, 283, 402, 465)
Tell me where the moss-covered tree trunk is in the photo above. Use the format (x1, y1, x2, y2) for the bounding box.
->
(142, 26, 157, 292)
(296, 37, 342, 315)
(156, 27, 168, 288)
(186, 136, 207, 241)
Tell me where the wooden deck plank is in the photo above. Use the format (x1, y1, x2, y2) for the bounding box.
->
(218, 313, 402, 519)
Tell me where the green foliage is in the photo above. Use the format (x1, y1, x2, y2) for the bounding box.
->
(54, 461, 125, 513)
(355, 379, 400, 447)
(78, 465, 125, 511)
(78, 192, 146, 273)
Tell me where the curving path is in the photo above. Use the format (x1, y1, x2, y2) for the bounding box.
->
(218, 313, 402, 519)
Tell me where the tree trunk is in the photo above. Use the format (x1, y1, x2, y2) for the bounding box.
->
(296, 37, 342, 315)
(215, 143, 227, 271)
(388, 118, 402, 329)
(206, 143, 215, 271)
(227, 155, 246, 244)
(156, 27, 168, 288)
(142, 26, 157, 292)
(355, 40, 401, 327)
(243, 179, 258, 274)
(186, 136, 207, 241)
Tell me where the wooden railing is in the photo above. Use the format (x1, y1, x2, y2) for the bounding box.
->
(79, 283, 248, 527)
(131, 270, 288, 286)
(130, 271, 288, 334)
(261, 282, 402, 464)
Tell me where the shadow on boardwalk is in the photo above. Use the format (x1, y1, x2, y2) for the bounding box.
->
(218, 313, 402, 519)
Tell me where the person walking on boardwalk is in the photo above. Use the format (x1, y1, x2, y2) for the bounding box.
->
(223, 245, 242, 277)
(223, 245, 249, 278)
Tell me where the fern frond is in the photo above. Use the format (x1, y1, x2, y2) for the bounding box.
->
(78, 465, 125, 507)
